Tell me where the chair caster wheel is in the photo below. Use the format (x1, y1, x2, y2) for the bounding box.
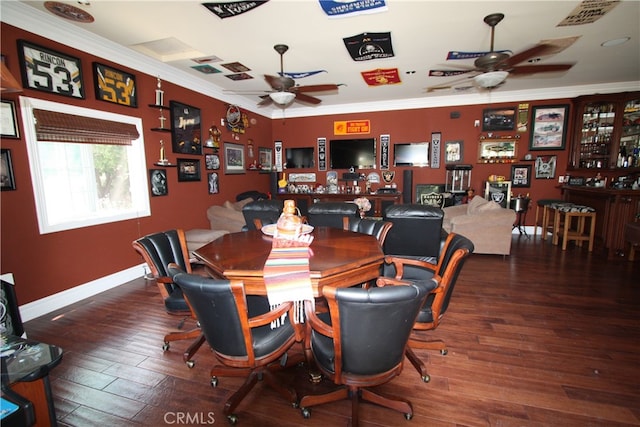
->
(301, 407, 311, 418)
(227, 414, 238, 425)
(441, 349, 448, 355)
(291, 402, 299, 409)
(404, 413, 413, 420)
(186, 360, 195, 368)
(162, 342, 170, 351)
(211, 377, 219, 387)
(421, 374, 431, 383)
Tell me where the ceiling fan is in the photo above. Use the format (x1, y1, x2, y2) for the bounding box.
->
(427, 13, 574, 92)
(257, 44, 340, 106)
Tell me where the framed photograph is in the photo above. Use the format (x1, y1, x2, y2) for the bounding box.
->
(224, 142, 245, 174)
(0, 100, 19, 138)
(511, 164, 532, 188)
(205, 153, 220, 170)
(17, 40, 84, 99)
(529, 105, 569, 150)
(149, 169, 168, 196)
(444, 140, 463, 164)
(93, 62, 137, 107)
(482, 107, 516, 131)
(535, 155, 557, 179)
(478, 139, 517, 161)
(1, 149, 16, 191)
(207, 172, 219, 194)
(259, 147, 273, 170)
(177, 158, 201, 182)
(170, 101, 202, 155)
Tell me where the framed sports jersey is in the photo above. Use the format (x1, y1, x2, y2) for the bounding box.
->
(18, 40, 84, 99)
(93, 62, 137, 107)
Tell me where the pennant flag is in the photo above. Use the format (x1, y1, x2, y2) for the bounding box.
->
(319, 0, 387, 17)
(344, 32, 394, 61)
(446, 50, 511, 60)
(429, 70, 471, 77)
(280, 70, 327, 79)
(361, 68, 400, 86)
(202, 1, 268, 19)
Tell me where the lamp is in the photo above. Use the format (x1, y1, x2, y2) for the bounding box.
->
(474, 71, 508, 89)
(269, 91, 295, 105)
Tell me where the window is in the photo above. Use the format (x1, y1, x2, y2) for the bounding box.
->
(20, 96, 150, 234)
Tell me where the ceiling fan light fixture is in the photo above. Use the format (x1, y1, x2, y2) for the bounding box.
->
(269, 91, 295, 105)
(474, 71, 509, 88)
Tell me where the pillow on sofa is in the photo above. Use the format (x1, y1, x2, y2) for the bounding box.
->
(223, 198, 253, 212)
(467, 195, 488, 215)
(477, 200, 503, 212)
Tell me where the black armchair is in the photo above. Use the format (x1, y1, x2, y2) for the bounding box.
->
(241, 199, 284, 230)
(378, 232, 474, 382)
(299, 281, 432, 426)
(307, 202, 358, 229)
(169, 265, 304, 425)
(132, 229, 204, 368)
(343, 217, 393, 246)
(383, 203, 446, 260)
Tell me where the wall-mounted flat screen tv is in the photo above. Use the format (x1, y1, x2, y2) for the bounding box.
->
(285, 147, 315, 168)
(393, 142, 430, 167)
(329, 138, 376, 170)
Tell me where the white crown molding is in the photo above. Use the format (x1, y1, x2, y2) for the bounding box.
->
(3, 1, 639, 121)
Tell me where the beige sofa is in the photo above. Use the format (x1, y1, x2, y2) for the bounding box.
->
(442, 196, 516, 255)
(185, 198, 254, 254)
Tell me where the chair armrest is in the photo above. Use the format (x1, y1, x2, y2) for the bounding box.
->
(383, 255, 437, 279)
(303, 300, 333, 338)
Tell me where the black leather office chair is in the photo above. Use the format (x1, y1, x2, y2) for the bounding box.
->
(299, 281, 432, 426)
(132, 229, 204, 368)
(342, 217, 393, 247)
(169, 265, 304, 425)
(383, 204, 446, 260)
(378, 232, 474, 382)
(241, 199, 284, 230)
(307, 202, 358, 228)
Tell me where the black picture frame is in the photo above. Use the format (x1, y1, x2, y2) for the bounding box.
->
(535, 155, 557, 179)
(0, 100, 20, 138)
(177, 158, 201, 182)
(17, 39, 85, 99)
(511, 164, 532, 188)
(170, 101, 202, 155)
(207, 172, 219, 194)
(529, 105, 569, 151)
(205, 153, 220, 170)
(482, 107, 516, 131)
(93, 62, 137, 108)
(149, 169, 168, 196)
(444, 140, 463, 164)
(1, 149, 16, 191)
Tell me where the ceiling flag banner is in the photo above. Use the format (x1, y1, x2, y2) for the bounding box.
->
(344, 32, 394, 61)
(319, 0, 387, 17)
(361, 68, 401, 86)
(380, 134, 390, 170)
(281, 70, 327, 79)
(202, 1, 268, 19)
(557, 0, 620, 26)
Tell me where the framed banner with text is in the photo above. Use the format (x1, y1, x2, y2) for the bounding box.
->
(18, 40, 84, 99)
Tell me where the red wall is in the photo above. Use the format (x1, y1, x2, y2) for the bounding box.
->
(2, 23, 573, 306)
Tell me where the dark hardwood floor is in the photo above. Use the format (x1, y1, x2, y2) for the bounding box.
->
(23, 234, 640, 426)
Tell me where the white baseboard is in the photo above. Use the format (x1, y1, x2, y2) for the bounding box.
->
(19, 263, 148, 322)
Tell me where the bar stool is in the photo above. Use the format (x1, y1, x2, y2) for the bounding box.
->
(551, 203, 596, 251)
(534, 199, 564, 239)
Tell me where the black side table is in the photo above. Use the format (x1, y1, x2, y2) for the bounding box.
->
(510, 197, 531, 237)
(1, 335, 63, 427)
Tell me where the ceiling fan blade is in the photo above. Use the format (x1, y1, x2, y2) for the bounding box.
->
(294, 84, 340, 93)
(295, 92, 322, 105)
(257, 95, 273, 106)
(509, 63, 574, 75)
(426, 74, 477, 92)
(264, 74, 294, 91)
(497, 44, 556, 69)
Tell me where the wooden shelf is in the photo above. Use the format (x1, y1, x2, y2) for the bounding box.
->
(150, 128, 171, 132)
(148, 104, 169, 110)
(154, 162, 176, 167)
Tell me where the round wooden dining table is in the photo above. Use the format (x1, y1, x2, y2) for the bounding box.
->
(193, 227, 384, 297)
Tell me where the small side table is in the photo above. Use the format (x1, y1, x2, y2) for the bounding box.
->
(1, 335, 63, 427)
(510, 197, 531, 237)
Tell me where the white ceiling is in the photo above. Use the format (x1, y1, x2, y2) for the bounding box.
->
(4, 0, 640, 119)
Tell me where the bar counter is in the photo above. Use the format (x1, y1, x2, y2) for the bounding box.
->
(561, 186, 640, 259)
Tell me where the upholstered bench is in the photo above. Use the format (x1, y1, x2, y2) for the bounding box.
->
(625, 222, 640, 261)
(550, 203, 596, 251)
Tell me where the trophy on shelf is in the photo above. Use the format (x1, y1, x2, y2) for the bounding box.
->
(157, 139, 169, 165)
(155, 77, 167, 130)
